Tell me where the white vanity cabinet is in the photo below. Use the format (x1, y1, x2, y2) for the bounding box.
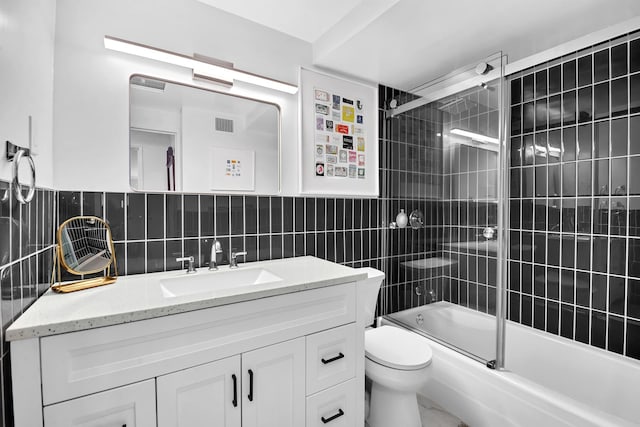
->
(9, 275, 364, 427)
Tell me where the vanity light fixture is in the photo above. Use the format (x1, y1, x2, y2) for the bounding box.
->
(104, 35, 298, 94)
(450, 128, 499, 145)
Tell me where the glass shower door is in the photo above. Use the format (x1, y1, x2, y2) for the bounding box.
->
(386, 53, 507, 366)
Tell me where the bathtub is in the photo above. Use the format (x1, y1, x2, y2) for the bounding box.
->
(384, 302, 640, 427)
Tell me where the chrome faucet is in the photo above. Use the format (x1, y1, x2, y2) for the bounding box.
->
(209, 240, 224, 270)
(229, 250, 247, 268)
(176, 256, 196, 274)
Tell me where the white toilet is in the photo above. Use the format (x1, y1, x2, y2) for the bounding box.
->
(357, 268, 433, 427)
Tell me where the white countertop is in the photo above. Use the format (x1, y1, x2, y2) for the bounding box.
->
(7, 256, 367, 341)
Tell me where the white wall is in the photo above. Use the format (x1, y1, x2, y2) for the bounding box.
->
(0, 0, 56, 187)
(53, 0, 312, 194)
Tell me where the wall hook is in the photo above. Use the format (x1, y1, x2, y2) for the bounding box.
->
(6, 140, 30, 160)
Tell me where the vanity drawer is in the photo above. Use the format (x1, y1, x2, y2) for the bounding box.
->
(306, 323, 356, 395)
(306, 379, 356, 427)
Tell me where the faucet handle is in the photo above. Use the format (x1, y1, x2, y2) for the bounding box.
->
(230, 251, 247, 268)
(176, 256, 196, 274)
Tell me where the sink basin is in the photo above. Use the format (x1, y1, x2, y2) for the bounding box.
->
(160, 268, 283, 298)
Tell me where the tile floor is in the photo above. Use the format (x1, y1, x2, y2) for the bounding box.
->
(365, 393, 467, 427)
(418, 402, 466, 427)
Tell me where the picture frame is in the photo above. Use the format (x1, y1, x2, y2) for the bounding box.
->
(299, 67, 379, 196)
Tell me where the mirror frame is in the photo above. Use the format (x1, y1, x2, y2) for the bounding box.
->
(51, 216, 118, 293)
(128, 74, 282, 195)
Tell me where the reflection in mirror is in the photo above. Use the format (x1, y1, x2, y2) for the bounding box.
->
(129, 76, 280, 194)
(441, 79, 500, 202)
(52, 216, 117, 293)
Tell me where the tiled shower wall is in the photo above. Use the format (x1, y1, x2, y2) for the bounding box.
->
(0, 180, 56, 427)
(377, 86, 445, 315)
(508, 33, 640, 360)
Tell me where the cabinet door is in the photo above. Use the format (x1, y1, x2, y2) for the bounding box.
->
(43, 379, 156, 427)
(157, 355, 241, 427)
(242, 338, 305, 427)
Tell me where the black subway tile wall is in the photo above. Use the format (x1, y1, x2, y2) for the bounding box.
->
(57, 191, 386, 290)
(0, 180, 56, 427)
(509, 32, 640, 361)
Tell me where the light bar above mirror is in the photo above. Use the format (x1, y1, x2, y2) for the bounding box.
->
(104, 35, 298, 94)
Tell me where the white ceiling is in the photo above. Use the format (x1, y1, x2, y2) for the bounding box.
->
(198, 0, 640, 92)
(196, 0, 366, 43)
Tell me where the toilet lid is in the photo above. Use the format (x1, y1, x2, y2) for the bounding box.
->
(365, 326, 433, 370)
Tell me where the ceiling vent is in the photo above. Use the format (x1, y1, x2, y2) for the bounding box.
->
(215, 117, 234, 133)
(130, 76, 166, 92)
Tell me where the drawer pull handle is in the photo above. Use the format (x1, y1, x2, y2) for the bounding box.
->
(248, 369, 254, 402)
(321, 408, 344, 423)
(321, 352, 345, 364)
(232, 374, 238, 407)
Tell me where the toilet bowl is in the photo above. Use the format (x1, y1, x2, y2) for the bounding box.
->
(365, 325, 432, 427)
(355, 268, 432, 427)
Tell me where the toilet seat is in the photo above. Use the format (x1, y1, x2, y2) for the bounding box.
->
(365, 326, 433, 370)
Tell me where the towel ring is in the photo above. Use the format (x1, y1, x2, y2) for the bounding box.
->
(12, 149, 36, 204)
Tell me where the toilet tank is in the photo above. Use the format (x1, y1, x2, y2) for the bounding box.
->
(356, 267, 385, 325)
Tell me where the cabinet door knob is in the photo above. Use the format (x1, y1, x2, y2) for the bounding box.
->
(248, 369, 254, 402)
(321, 352, 345, 364)
(321, 408, 344, 423)
(232, 374, 238, 407)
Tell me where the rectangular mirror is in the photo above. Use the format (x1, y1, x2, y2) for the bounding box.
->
(129, 75, 280, 194)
